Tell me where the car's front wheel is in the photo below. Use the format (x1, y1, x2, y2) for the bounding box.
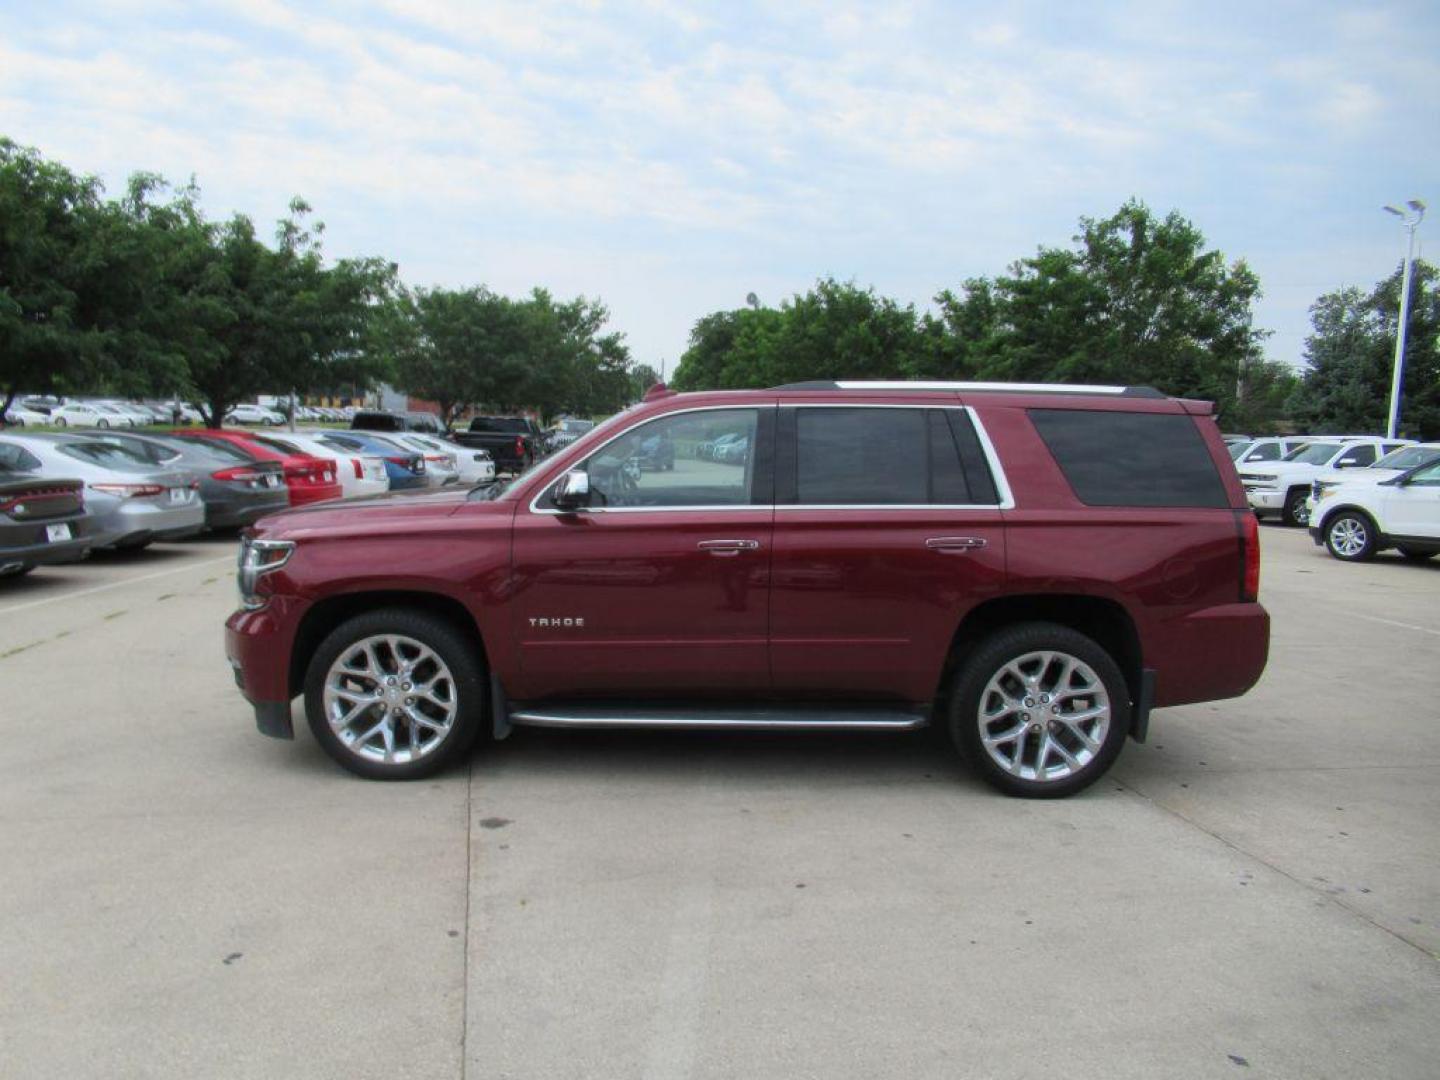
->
(304, 608, 485, 779)
(1282, 487, 1309, 527)
(949, 622, 1130, 798)
(54, 417, 67, 427)
(1324, 511, 1377, 562)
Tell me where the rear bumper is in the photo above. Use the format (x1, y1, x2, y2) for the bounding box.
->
(1151, 602, 1270, 708)
(206, 493, 290, 528)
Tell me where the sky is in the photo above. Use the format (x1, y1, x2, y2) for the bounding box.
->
(1, 0, 1436, 376)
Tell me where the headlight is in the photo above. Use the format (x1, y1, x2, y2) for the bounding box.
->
(238, 537, 295, 610)
(1240, 473, 1277, 484)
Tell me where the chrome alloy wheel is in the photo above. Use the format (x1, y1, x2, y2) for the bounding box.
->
(1328, 516, 1368, 558)
(322, 634, 458, 764)
(977, 650, 1111, 783)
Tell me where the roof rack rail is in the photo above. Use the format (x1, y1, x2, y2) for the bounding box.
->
(770, 380, 1164, 398)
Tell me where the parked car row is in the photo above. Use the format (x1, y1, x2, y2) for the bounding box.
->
(2, 396, 361, 430)
(1234, 435, 1418, 526)
(0, 426, 494, 581)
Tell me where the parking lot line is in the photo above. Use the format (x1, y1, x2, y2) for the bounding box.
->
(1353, 613, 1440, 638)
(0, 554, 235, 616)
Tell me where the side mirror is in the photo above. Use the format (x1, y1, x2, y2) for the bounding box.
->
(553, 469, 591, 511)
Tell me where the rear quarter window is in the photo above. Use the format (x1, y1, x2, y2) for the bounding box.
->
(1029, 409, 1229, 509)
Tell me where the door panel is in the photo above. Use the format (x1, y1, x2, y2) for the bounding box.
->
(510, 509, 774, 697)
(1383, 465, 1440, 539)
(509, 405, 776, 700)
(769, 509, 1006, 701)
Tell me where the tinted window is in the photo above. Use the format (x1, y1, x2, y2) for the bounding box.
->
(1245, 443, 1280, 462)
(0, 442, 43, 471)
(795, 408, 925, 505)
(1030, 409, 1229, 509)
(471, 418, 531, 434)
(351, 413, 403, 431)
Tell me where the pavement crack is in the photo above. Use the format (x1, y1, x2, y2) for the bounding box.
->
(1114, 777, 1439, 963)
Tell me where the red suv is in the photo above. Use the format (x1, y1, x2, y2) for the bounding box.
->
(225, 382, 1268, 797)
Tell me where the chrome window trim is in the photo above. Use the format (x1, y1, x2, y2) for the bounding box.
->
(528, 401, 1015, 515)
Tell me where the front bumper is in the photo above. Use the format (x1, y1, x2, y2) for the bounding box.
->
(225, 596, 309, 739)
(1245, 489, 1284, 513)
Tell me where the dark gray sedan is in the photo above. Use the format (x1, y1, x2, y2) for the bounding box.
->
(76, 431, 288, 528)
(0, 464, 96, 578)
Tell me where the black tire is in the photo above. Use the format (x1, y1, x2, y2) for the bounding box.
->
(54, 417, 67, 427)
(1323, 511, 1377, 562)
(1281, 487, 1309, 527)
(304, 607, 485, 780)
(1397, 545, 1437, 561)
(948, 622, 1131, 798)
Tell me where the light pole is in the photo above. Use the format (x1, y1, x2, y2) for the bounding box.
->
(1382, 199, 1425, 439)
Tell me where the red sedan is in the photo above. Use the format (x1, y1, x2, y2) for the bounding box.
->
(169, 429, 342, 506)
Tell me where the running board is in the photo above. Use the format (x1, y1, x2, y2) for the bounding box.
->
(507, 703, 931, 732)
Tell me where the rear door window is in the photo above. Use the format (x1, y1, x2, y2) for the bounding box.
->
(784, 407, 997, 506)
(1029, 409, 1229, 509)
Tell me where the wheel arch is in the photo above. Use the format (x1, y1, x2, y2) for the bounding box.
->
(288, 589, 490, 698)
(1318, 503, 1381, 538)
(943, 594, 1144, 714)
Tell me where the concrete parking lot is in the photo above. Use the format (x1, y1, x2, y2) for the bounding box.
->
(2, 526, 1437, 1079)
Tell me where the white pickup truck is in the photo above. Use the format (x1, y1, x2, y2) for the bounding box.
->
(1238, 437, 1412, 526)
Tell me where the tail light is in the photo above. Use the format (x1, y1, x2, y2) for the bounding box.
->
(89, 483, 165, 498)
(0, 487, 82, 514)
(352, 458, 363, 479)
(1239, 511, 1260, 602)
(514, 436, 524, 458)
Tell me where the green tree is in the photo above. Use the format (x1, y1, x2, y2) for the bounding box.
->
(0, 138, 119, 413)
(173, 200, 395, 427)
(967, 201, 1269, 420)
(671, 280, 927, 390)
(1288, 261, 1439, 438)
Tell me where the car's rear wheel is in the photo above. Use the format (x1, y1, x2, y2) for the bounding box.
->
(304, 608, 485, 780)
(1324, 511, 1377, 562)
(1282, 487, 1309, 527)
(54, 417, 67, 427)
(1397, 545, 1436, 561)
(949, 622, 1130, 798)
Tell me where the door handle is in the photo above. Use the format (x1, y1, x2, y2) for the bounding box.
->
(926, 536, 987, 552)
(698, 539, 760, 556)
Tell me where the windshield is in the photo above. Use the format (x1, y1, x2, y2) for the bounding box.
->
(1227, 441, 1253, 460)
(1373, 446, 1439, 470)
(1284, 442, 1343, 464)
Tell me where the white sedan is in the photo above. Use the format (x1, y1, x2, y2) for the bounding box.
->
(226, 403, 286, 425)
(50, 401, 136, 428)
(245, 431, 389, 498)
(401, 434, 495, 485)
(2, 405, 49, 426)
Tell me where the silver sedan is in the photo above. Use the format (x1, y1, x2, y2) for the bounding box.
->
(0, 433, 206, 550)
